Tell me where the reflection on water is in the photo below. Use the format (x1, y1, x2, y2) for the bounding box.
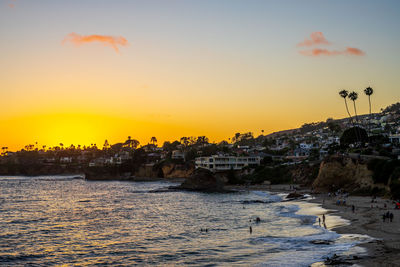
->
(0, 176, 367, 266)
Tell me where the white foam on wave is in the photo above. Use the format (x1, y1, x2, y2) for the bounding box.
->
(260, 199, 368, 267)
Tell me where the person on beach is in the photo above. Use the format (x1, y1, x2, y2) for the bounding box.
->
(318, 217, 321, 226)
(352, 205, 355, 213)
(389, 212, 393, 222)
(249, 226, 252, 234)
(322, 214, 326, 224)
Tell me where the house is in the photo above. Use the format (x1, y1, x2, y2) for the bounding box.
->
(60, 157, 72, 163)
(389, 134, 400, 145)
(195, 155, 260, 172)
(172, 150, 185, 160)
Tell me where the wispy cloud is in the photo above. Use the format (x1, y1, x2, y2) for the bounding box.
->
(299, 47, 365, 57)
(297, 32, 365, 57)
(63, 33, 129, 53)
(297, 32, 330, 47)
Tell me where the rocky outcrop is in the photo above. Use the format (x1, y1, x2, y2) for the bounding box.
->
(133, 164, 159, 178)
(312, 156, 374, 192)
(178, 168, 225, 192)
(161, 163, 194, 178)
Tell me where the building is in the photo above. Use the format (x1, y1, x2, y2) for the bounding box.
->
(389, 134, 400, 145)
(172, 150, 185, 160)
(195, 155, 260, 172)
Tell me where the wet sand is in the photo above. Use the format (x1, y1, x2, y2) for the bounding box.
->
(227, 184, 400, 266)
(311, 194, 400, 267)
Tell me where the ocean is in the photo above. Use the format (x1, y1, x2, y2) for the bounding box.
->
(0, 175, 371, 266)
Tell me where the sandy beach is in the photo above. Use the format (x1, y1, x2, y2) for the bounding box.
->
(227, 184, 400, 266)
(311, 194, 400, 267)
(277, 184, 400, 267)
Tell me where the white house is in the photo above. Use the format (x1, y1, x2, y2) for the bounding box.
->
(195, 155, 260, 172)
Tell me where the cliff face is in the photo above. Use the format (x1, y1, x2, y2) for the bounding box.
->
(179, 168, 225, 192)
(161, 163, 194, 178)
(134, 165, 159, 178)
(312, 156, 374, 192)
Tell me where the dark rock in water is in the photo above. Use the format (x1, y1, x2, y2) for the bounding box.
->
(324, 253, 352, 265)
(286, 192, 304, 199)
(178, 168, 225, 192)
(310, 239, 333, 245)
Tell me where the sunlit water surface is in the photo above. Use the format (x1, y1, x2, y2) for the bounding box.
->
(0, 176, 369, 266)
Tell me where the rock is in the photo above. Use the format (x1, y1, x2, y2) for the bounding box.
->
(178, 168, 225, 192)
(310, 239, 333, 245)
(312, 156, 374, 192)
(286, 192, 305, 199)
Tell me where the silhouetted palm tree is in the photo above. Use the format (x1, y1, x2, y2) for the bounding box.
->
(339, 90, 353, 124)
(364, 87, 374, 116)
(348, 91, 359, 123)
(150, 137, 157, 146)
(364, 86, 374, 136)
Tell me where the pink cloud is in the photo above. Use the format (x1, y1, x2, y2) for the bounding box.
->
(8, 3, 14, 8)
(345, 47, 365, 56)
(63, 33, 129, 53)
(299, 47, 365, 57)
(297, 32, 331, 47)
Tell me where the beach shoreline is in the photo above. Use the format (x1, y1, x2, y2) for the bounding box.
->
(310, 193, 400, 267)
(227, 184, 400, 266)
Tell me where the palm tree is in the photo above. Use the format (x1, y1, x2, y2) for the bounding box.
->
(339, 90, 353, 124)
(348, 91, 359, 123)
(364, 86, 374, 116)
(364, 86, 374, 137)
(150, 136, 157, 146)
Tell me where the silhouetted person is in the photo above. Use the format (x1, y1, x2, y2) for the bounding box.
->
(249, 226, 252, 234)
(389, 212, 393, 222)
(322, 214, 326, 224)
(382, 214, 386, 222)
(352, 205, 355, 213)
(256, 217, 261, 223)
(318, 217, 321, 226)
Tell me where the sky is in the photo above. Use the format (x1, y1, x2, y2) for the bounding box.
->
(1, 0, 400, 151)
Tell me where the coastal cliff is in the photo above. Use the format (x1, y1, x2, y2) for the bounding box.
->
(178, 168, 225, 192)
(312, 156, 374, 192)
(161, 163, 194, 178)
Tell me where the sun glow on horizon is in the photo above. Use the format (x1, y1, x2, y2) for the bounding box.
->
(1, 1, 400, 151)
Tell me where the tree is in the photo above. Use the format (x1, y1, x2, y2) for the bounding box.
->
(124, 136, 140, 150)
(364, 87, 374, 116)
(340, 127, 368, 146)
(339, 90, 353, 124)
(348, 91, 359, 123)
(103, 139, 110, 150)
(150, 136, 157, 146)
(196, 136, 209, 146)
(364, 86, 374, 136)
(327, 121, 341, 134)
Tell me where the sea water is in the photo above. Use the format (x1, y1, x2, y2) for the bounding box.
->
(0, 176, 370, 266)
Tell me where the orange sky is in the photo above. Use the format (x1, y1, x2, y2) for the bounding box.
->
(1, 1, 400, 151)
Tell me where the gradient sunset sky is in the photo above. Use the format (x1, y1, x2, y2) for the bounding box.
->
(1, 0, 400, 150)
